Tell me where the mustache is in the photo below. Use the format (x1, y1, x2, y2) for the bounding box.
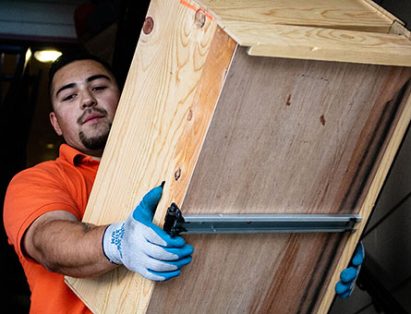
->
(77, 108, 108, 124)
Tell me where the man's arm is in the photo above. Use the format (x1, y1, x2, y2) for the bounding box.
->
(23, 210, 116, 278)
(23, 185, 194, 281)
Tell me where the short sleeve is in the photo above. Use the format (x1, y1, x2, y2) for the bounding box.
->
(3, 163, 82, 259)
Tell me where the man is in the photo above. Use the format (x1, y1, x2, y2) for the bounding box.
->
(3, 52, 193, 313)
(3, 52, 362, 313)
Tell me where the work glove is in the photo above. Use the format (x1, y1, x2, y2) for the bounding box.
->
(102, 184, 194, 281)
(335, 241, 365, 298)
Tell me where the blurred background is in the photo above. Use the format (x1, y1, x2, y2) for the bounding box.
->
(0, 1, 150, 312)
(0, 0, 410, 313)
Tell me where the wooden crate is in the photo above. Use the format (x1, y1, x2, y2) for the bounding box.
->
(65, 0, 411, 313)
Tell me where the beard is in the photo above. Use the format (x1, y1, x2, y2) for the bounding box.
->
(78, 107, 111, 151)
(79, 122, 111, 150)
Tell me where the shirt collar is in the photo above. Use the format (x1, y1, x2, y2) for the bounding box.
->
(59, 144, 100, 166)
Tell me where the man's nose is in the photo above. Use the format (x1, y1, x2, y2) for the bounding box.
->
(81, 90, 97, 109)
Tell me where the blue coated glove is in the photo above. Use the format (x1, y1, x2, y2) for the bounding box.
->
(335, 242, 365, 298)
(102, 185, 194, 281)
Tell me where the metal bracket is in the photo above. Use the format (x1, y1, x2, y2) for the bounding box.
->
(163, 203, 361, 236)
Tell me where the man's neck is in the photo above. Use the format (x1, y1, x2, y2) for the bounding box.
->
(77, 146, 103, 160)
(87, 150, 103, 160)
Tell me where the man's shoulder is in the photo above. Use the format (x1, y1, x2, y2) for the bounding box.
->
(18, 159, 61, 174)
(11, 158, 72, 184)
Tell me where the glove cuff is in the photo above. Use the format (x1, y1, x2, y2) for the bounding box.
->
(102, 222, 125, 265)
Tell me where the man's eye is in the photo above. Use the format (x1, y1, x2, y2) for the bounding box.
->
(92, 86, 107, 92)
(62, 94, 77, 102)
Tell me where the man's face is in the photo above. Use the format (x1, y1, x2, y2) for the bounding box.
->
(49, 59, 120, 157)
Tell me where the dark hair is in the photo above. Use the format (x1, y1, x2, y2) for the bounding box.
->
(48, 50, 117, 95)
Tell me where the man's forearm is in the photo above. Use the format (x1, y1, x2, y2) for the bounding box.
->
(24, 212, 117, 278)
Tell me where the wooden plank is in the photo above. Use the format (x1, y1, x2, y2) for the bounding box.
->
(194, 0, 411, 66)
(196, 0, 394, 33)
(362, 0, 403, 25)
(145, 49, 411, 313)
(390, 20, 411, 37)
(233, 23, 411, 66)
(64, 0, 237, 312)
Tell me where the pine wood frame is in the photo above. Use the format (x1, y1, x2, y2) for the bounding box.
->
(65, 0, 411, 312)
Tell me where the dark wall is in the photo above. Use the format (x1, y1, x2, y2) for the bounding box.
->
(0, 1, 150, 312)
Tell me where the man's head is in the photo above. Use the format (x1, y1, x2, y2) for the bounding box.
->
(48, 52, 120, 157)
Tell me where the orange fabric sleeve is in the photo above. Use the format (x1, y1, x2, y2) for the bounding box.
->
(3, 145, 97, 314)
(4, 163, 82, 259)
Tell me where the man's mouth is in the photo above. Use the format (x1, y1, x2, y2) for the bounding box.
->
(81, 113, 105, 125)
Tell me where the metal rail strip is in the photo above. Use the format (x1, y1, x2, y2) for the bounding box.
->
(163, 203, 361, 236)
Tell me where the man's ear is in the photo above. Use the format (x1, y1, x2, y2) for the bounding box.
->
(49, 112, 63, 136)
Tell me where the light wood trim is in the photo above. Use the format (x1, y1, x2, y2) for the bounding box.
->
(196, 0, 394, 33)
(195, 0, 411, 65)
(317, 84, 411, 313)
(390, 20, 411, 38)
(64, 0, 225, 312)
(362, 0, 403, 25)
(228, 23, 411, 66)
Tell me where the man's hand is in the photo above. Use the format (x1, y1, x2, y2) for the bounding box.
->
(335, 242, 365, 298)
(102, 185, 193, 281)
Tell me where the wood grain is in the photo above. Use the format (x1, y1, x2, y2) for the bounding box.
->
(319, 82, 411, 313)
(362, 0, 402, 25)
(194, 0, 411, 66)
(146, 48, 411, 313)
(196, 0, 394, 32)
(184, 50, 411, 217)
(64, 0, 235, 312)
(64, 1, 411, 313)
(167, 28, 237, 210)
(240, 23, 411, 66)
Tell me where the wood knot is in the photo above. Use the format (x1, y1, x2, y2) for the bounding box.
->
(174, 168, 182, 181)
(320, 115, 326, 126)
(143, 17, 154, 34)
(195, 9, 206, 28)
(187, 109, 193, 121)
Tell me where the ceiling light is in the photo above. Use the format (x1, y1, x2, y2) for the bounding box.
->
(34, 50, 62, 63)
(25, 48, 32, 67)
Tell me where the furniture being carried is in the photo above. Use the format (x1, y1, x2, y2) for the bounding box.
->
(66, 0, 411, 313)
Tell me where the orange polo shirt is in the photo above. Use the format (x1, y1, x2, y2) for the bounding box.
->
(3, 144, 99, 314)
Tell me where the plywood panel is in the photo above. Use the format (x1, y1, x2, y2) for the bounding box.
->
(148, 233, 344, 313)
(184, 49, 411, 216)
(146, 49, 411, 313)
